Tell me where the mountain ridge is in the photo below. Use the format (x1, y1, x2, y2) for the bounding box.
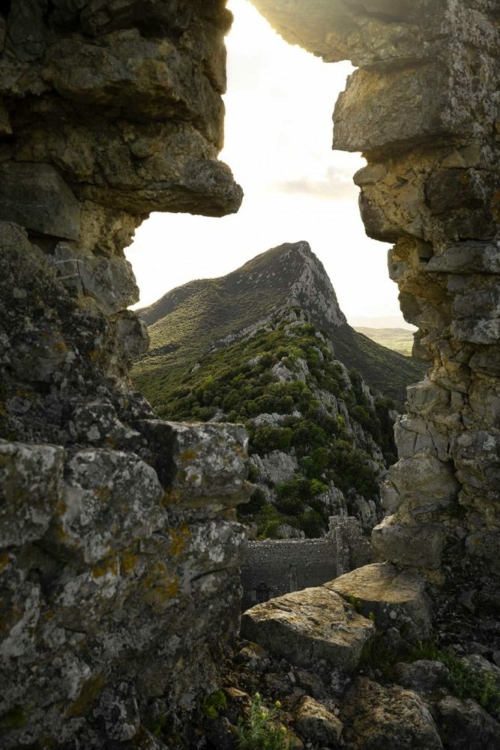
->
(134, 242, 425, 409)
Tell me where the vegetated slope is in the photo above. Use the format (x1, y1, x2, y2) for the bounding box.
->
(132, 242, 426, 540)
(354, 327, 415, 357)
(140, 308, 397, 539)
(134, 241, 426, 411)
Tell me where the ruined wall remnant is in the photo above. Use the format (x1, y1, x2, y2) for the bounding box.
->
(241, 516, 373, 610)
(0, 1, 248, 747)
(251, 0, 500, 596)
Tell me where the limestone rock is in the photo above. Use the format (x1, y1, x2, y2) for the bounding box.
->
(0, 162, 81, 240)
(371, 516, 445, 571)
(334, 63, 470, 154)
(435, 695, 500, 750)
(250, 450, 299, 485)
(296, 695, 343, 747)
(137, 419, 251, 505)
(51, 242, 139, 315)
(325, 563, 431, 639)
(240, 587, 375, 671)
(341, 677, 443, 750)
(0, 440, 65, 547)
(50, 448, 166, 564)
(382, 455, 460, 518)
(393, 660, 450, 694)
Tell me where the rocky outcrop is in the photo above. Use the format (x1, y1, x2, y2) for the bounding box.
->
(250, 0, 500, 618)
(136, 241, 425, 409)
(0, 1, 247, 747)
(0, 421, 252, 749)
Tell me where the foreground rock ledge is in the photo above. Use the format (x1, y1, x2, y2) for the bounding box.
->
(325, 562, 432, 639)
(240, 586, 375, 670)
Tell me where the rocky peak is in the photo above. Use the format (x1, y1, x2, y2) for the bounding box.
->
(136, 241, 424, 409)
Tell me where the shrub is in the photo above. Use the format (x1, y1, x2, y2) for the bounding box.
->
(236, 694, 289, 750)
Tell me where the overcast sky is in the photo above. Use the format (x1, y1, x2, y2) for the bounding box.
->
(126, 0, 410, 329)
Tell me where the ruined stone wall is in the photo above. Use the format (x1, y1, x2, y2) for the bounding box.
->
(241, 538, 336, 610)
(241, 516, 373, 610)
(250, 1, 500, 614)
(0, 2, 248, 747)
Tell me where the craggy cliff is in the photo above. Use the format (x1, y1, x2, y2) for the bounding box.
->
(1, 0, 500, 747)
(251, 0, 500, 626)
(0, 1, 248, 748)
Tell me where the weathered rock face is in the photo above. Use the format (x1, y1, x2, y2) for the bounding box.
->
(0, 1, 247, 747)
(0, 423, 252, 749)
(250, 0, 500, 601)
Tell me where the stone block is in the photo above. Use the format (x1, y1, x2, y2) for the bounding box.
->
(334, 62, 470, 154)
(51, 243, 139, 315)
(325, 563, 431, 639)
(137, 420, 251, 505)
(0, 440, 65, 547)
(395, 417, 449, 462)
(371, 516, 445, 570)
(453, 430, 500, 494)
(452, 317, 500, 345)
(49, 448, 165, 564)
(341, 678, 443, 750)
(296, 695, 343, 747)
(386, 456, 460, 517)
(43, 32, 223, 143)
(435, 696, 500, 749)
(393, 660, 450, 693)
(426, 242, 500, 274)
(452, 285, 500, 321)
(0, 162, 80, 240)
(406, 381, 450, 417)
(425, 169, 488, 215)
(240, 587, 374, 671)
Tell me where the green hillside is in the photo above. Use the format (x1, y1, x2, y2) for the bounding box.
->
(144, 311, 397, 538)
(354, 327, 415, 356)
(133, 243, 425, 410)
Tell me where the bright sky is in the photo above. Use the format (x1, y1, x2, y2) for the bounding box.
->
(126, 0, 409, 328)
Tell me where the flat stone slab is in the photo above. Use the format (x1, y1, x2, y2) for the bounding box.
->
(325, 563, 431, 639)
(240, 586, 374, 671)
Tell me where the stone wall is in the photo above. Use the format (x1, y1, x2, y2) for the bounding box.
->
(0, 1, 248, 748)
(241, 516, 373, 610)
(242, 539, 336, 610)
(250, 0, 500, 615)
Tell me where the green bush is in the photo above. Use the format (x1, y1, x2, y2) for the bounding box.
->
(236, 693, 289, 750)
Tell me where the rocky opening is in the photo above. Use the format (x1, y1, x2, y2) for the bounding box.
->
(1, 0, 499, 747)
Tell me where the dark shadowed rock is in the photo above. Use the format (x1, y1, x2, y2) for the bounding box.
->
(0, 163, 81, 240)
(341, 677, 443, 750)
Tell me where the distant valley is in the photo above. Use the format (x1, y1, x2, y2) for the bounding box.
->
(354, 327, 415, 357)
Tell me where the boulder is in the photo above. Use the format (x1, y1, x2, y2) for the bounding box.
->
(325, 563, 432, 639)
(393, 660, 450, 694)
(371, 516, 445, 570)
(341, 677, 443, 750)
(240, 587, 374, 671)
(435, 695, 500, 749)
(296, 696, 343, 747)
